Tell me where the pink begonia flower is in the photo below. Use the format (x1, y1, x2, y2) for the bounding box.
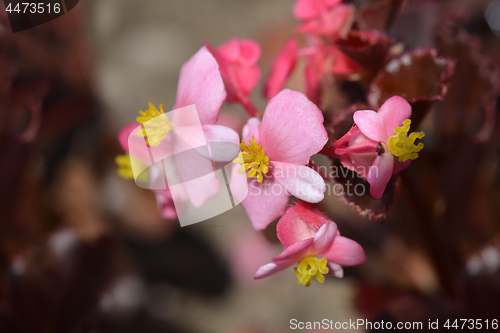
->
(231, 89, 328, 231)
(263, 38, 298, 100)
(117, 46, 240, 217)
(293, 0, 342, 20)
(207, 38, 261, 117)
(117, 122, 187, 219)
(254, 203, 366, 286)
(333, 96, 425, 199)
(296, 3, 355, 38)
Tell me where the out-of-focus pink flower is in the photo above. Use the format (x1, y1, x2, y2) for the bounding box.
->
(303, 42, 361, 105)
(263, 38, 298, 100)
(254, 203, 366, 286)
(207, 38, 261, 117)
(296, 3, 355, 38)
(231, 227, 276, 283)
(117, 46, 240, 217)
(293, 0, 342, 21)
(231, 89, 328, 231)
(333, 96, 425, 199)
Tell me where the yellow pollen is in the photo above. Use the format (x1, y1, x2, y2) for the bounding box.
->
(295, 256, 329, 287)
(136, 102, 173, 147)
(232, 136, 270, 183)
(388, 119, 425, 162)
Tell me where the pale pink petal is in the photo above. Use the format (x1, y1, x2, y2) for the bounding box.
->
(367, 153, 394, 199)
(202, 124, 240, 162)
(174, 46, 226, 125)
(277, 204, 317, 248)
(263, 38, 298, 99)
(242, 117, 261, 142)
(240, 176, 289, 231)
(377, 96, 412, 137)
(293, 0, 342, 20)
(170, 133, 220, 208)
(180, 172, 220, 209)
(272, 238, 314, 265)
(323, 235, 367, 266)
(326, 262, 344, 278)
(254, 262, 289, 279)
(313, 222, 337, 252)
(259, 89, 328, 165)
(272, 161, 326, 203)
(353, 110, 389, 143)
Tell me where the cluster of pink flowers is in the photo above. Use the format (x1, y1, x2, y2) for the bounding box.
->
(117, 0, 426, 286)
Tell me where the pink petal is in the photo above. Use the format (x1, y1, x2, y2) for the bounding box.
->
(377, 96, 412, 137)
(293, 0, 342, 20)
(153, 188, 184, 219)
(254, 262, 289, 280)
(119, 124, 153, 165)
(202, 124, 240, 162)
(392, 159, 411, 174)
(259, 89, 328, 166)
(272, 238, 314, 265)
(304, 59, 322, 106)
(217, 38, 261, 66)
(323, 235, 367, 266)
(118, 123, 138, 152)
(276, 204, 317, 248)
(294, 202, 331, 229)
(233, 64, 261, 97)
(367, 153, 394, 199)
(313, 222, 337, 253)
(242, 117, 261, 142)
(272, 161, 326, 203)
(331, 48, 361, 74)
(239, 175, 289, 231)
(353, 110, 389, 143)
(334, 127, 378, 178)
(263, 38, 298, 99)
(174, 46, 226, 125)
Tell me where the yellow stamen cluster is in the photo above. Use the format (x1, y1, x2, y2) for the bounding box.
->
(115, 154, 134, 180)
(388, 119, 425, 162)
(295, 256, 329, 287)
(232, 136, 269, 183)
(136, 102, 173, 147)
(115, 154, 148, 182)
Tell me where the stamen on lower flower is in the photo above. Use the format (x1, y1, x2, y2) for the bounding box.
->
(295, 256, 329, 287)
(115, 154, 135, 180)
(136, 102, 173, 147)
(232, 136, 270, 183)
(388, 119, 425, 162)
